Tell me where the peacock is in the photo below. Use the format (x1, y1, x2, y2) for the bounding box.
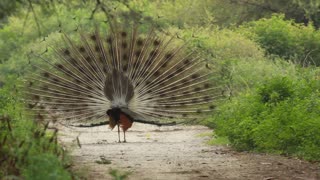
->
(24, 21, 221, 142)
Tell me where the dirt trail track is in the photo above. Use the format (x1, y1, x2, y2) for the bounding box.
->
(58, 124, 319, 180)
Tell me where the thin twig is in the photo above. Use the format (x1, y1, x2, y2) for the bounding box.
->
(27, 0, 42, 36)
(90, 0, 112, 20)
(21, 4, 31, 36)
(302, 49, 315, 67)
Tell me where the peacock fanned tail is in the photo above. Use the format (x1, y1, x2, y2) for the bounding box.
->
(24, 22, 221, 126)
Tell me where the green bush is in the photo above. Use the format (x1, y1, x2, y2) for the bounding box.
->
(187, 27, 264, 61)
(239, 14, 320, 66)
(23, 154, 71, 180)
(0, 80, 73, 179)
(207, 67, 320, 161)
(209, 56, 299, 96)
(258, 76, 294, 104)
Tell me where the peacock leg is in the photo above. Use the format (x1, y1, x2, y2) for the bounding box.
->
(117, 124, 121, 143)
(123, 131, 126, 143)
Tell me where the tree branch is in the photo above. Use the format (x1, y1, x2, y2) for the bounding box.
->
(27, 0, 42, 36)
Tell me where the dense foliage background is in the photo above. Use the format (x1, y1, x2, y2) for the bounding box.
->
(1, 0, 320, 178)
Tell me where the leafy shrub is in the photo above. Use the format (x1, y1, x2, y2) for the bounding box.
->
(0, 81, 74, 179)
(239, 14, 320, 66)
(142, 18, 263, 63)
(23, 154, 71, 180)
(207, 67, 320, 161)
(210, 56, 299, 96)
(258, 77, 294, 104)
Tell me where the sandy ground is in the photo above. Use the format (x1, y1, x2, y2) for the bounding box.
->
(57, 124, 320, 180)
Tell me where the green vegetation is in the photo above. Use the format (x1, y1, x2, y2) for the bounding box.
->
(207, 135, 230, 146)
(207, 66, 320, 160)
(239, 14, 320, 66)
(0, 81, 73, 179)
(109, 169, 131, 180)
(1, 0, 320, 178)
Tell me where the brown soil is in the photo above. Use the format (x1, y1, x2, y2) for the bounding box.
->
(57, 124, 320, 180)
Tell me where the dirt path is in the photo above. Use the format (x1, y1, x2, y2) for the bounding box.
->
(58, 124, 319, 180)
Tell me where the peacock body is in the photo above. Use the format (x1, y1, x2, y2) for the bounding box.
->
(25, 22, 221, 142)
